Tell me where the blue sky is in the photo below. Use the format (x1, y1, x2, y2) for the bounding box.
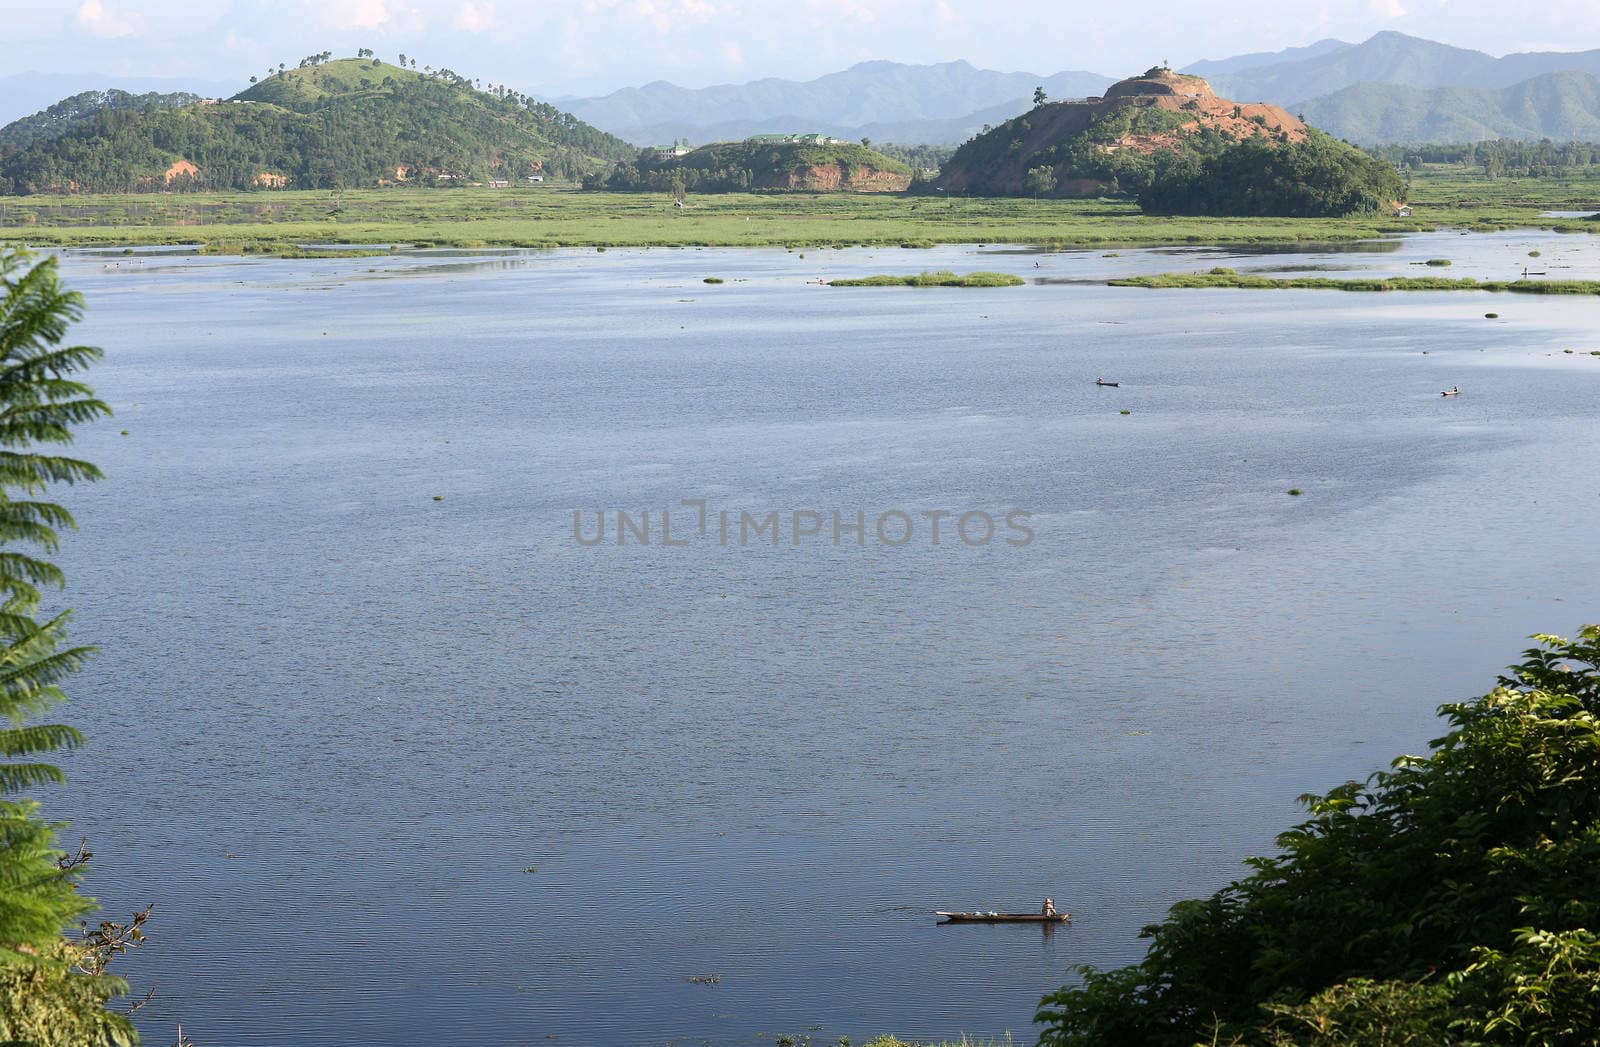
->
(7, 0, 1600, 97)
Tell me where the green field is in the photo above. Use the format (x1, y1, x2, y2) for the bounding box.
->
(1, 170, 1598, 251)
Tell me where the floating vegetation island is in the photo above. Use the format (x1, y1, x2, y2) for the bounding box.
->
(829, 270, 1025, 287)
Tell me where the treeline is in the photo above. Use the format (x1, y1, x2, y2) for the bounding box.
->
(1368, 138, 1600, 177)
(873, 142, 954, 173)
(593, 141, 909, 193)
(0, 89, 200, 150)
(1138, 131, 1408, 217)
(0, 64, 634, 194)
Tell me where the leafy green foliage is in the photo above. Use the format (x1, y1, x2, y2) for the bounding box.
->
(0, 940, 134, 1047)
(1137, 130, 1407, 217)
(1254, 978, 1454, 1045)
(0, 91, 201, 151)
(1025, 166, 1057, 197)
(0, 60, 634, 194)
(1036, 627, 1600, 1046)
(0, 248, 130, 1042)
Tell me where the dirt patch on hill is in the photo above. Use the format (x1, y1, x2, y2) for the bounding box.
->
(760, 163, 912, 192)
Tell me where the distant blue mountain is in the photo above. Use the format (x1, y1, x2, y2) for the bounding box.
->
(1182, 38, 1352, 79)
(558, 60, 1115, 146)
(1206, 31, 1600, 108)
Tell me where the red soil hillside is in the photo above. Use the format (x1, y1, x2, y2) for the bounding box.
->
(936, 69, 1306, 197)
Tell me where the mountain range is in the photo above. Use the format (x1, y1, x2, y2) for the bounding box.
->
(556, 60, 1114, 146)
(1204, 31, 1600, 109)
(1297, 71, 1600, 145)
(550, 34, 1600, 146)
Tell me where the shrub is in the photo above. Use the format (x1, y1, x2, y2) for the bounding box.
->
(1036, 628, 1600, 1047)
(1137, 130, 1407, 218)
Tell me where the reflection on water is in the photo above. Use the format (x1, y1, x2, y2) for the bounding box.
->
(47, 234, 1600, 1046)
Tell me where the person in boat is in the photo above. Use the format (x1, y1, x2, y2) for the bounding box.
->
(1042, 897, 1057, 918)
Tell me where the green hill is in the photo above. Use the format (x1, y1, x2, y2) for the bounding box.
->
(0, 89, 201, 149)
(1298, 71, 1600, 144)
(232, 57, 430, 107)
(0, 58, 635, 194)
(603, 138, 912, 192)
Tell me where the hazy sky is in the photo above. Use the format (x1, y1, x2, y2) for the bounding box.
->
(7, 0, 1600, 97)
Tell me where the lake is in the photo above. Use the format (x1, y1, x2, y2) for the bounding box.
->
(45, 232, 1600, 1046)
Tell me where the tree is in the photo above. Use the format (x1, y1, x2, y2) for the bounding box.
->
(1024, 165, 1055, 198)
(0, 249, 132, 1043)
(248, 76, 257, 84)
(1038, 626, 1600, 1046)
(1034, 86, 1047, 106)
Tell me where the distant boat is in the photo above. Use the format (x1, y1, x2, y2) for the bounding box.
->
(1095, 379, 1120, 387)
(937, 911, 1071, 924)
(1442, 386, 1461, 397)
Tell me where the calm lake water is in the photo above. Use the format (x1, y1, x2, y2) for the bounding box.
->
(43, 232, 1600, 1046)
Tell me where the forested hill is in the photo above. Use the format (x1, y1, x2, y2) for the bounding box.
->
(0, 89, 200, 149)
(0, 57, 636, 194)
(1298, 71, 1600, 145)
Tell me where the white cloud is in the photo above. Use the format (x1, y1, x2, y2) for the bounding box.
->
(453, 0, 496, 31)
(76, 0, 143, 37)
(719, 39, 745, 65)
(315, 0, 417, 30)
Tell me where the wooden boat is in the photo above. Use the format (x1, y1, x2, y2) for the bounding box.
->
(937, 911, 1071, 924)
(1095, 379, 1120, 387)
(1441, 388, 1461, 397)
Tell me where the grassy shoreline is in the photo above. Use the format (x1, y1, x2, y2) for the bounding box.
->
(1112, 268, 1600, 294)
(1, 181, 1596, 252)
